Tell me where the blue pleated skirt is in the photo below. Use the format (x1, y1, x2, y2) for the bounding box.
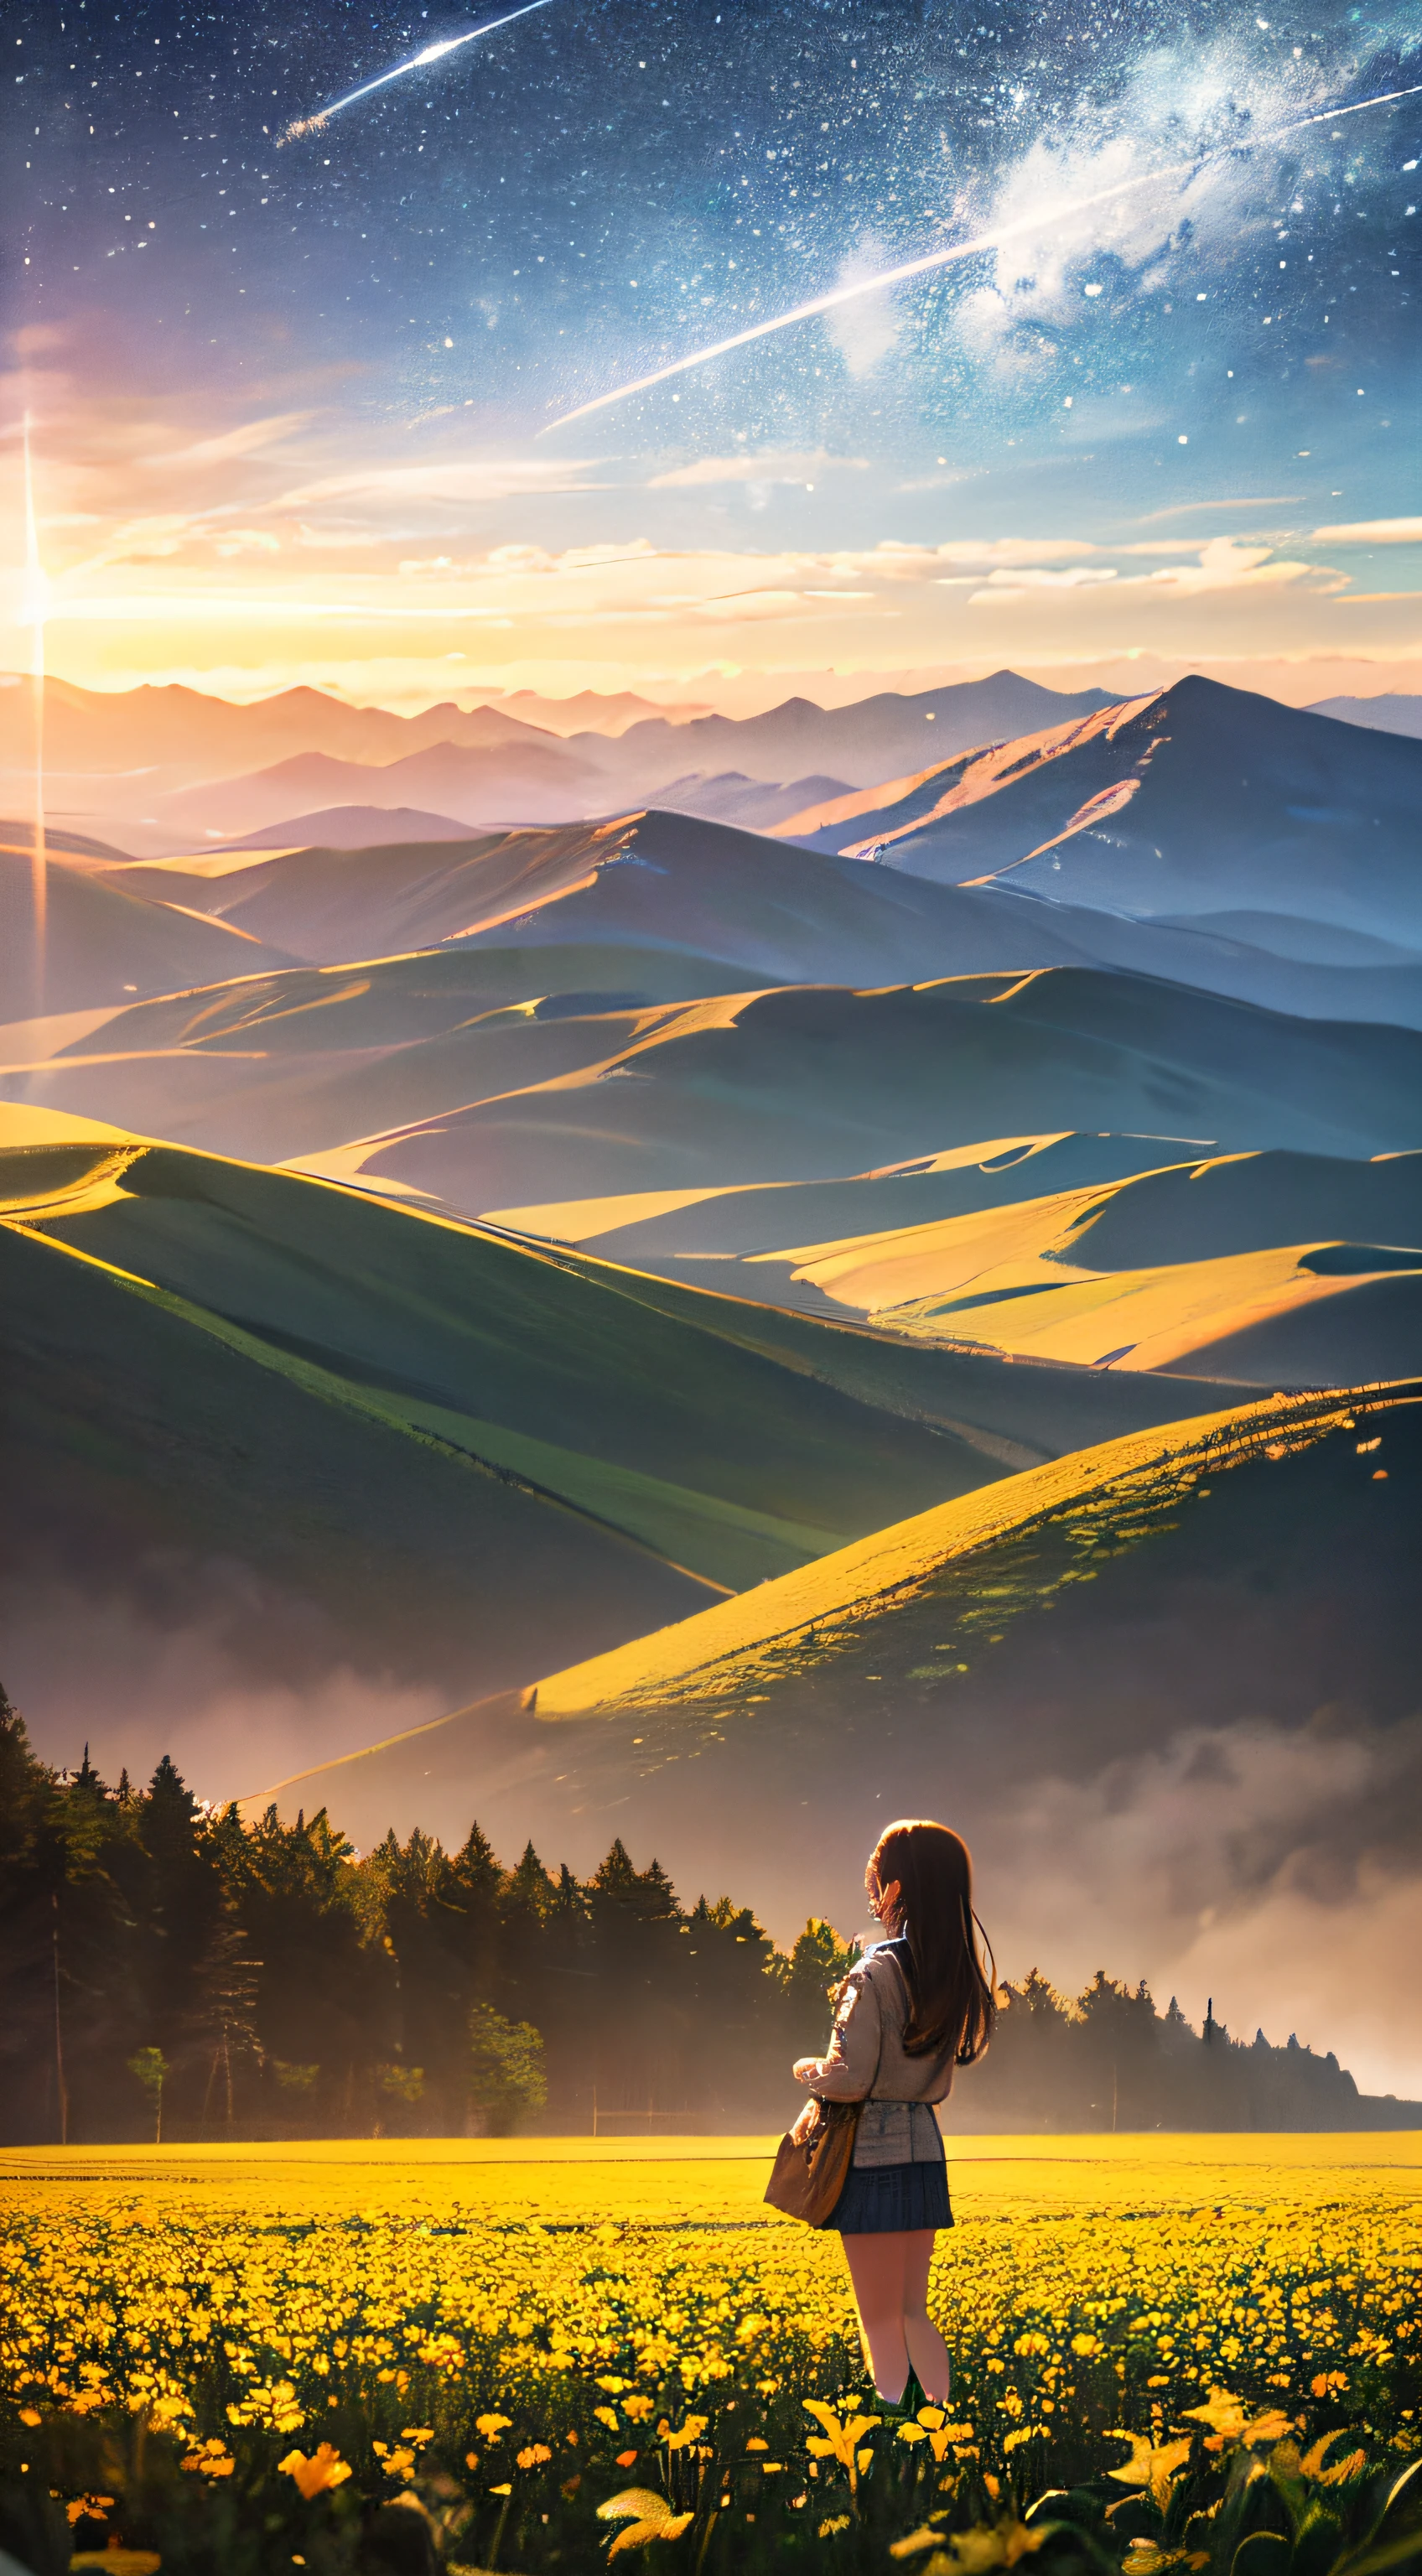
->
(818, 2158, 953, 2235)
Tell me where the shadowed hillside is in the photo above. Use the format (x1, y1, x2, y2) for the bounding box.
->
(74, 806, 1422, 1034)
(0, 845, 296, 1017)
(242, 1385, 1422, 1988)
(9, 969, 1419, 1219)
(781, 677, 1422, 950)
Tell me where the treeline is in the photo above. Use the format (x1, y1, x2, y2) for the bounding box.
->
(2, 1700, 1414, 2143)
(978, 1969, 1415, 2134)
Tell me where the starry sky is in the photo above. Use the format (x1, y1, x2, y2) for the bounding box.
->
(4, 0, 1420, 711)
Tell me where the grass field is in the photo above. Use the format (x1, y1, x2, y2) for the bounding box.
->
(2, 2135, 1418, 2573)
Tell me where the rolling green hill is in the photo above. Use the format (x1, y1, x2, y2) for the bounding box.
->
(485, 1144, 1422, 1385)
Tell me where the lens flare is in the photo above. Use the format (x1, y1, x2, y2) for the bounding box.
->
(278, 0, 554, 145)
(21, 411, 48, 1003)
(540, 80, 1422, 431)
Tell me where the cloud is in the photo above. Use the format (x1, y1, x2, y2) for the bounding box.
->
(1142, 537, 1339, 593)
(3, 1569, 450, 1810)
(1138, 496, 1302, 520)
(275, 457, 611, 508)
(213, 529, 283, 558)
(923, 538, 1098, 569)
(148, 411, 314, 470)
(649, 450, 869, 489)
(973, 565, 1119, 589)
(1310, 517, 1422, 544)
(692, 587, 807, 624)
(971, 537, 1341, 605)
(823, 237, 907, 378)
(978, 1710, 1422, 2096)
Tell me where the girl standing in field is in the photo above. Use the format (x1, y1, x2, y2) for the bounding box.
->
(792, 1817, 995, 2407)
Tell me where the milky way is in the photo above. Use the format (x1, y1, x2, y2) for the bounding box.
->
(542, 76, 1422, 430)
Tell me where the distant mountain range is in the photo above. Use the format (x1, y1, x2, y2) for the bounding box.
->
(2, 667, 1124, 845)
(1309, 692, 1422, 739)
(781, 675, 1422, 950)
(210, 804, 486, 850)
(13, 758, 1417, 1029)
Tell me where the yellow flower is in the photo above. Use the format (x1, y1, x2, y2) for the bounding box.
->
(661, 2416, 708, 2453)
(803, 2400, 881, 2468)
(65, 2496, 115, 2527)
(595, 2487, 695, 2558)
(1181, 2392, 1296, 2454)
(475, 2412, 512, 2438)
(181, 2438, 236, 2479)
(517, 2444, 553, 2469)
(1105, 2433, 1193, 2508)
(278, 2443, 353, 2500)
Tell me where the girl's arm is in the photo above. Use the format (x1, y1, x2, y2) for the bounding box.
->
(792, 1966, 882, 2100)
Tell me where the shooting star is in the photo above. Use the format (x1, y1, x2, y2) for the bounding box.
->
(279, 0, 553, 144)
(541, 79, 1422, 429)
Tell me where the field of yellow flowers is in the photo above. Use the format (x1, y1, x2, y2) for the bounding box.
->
(0, 2136, 1418, 2575)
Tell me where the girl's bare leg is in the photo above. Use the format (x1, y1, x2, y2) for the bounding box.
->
(840, 2232, 911, 2402)
(902, 2228, 952, 2403)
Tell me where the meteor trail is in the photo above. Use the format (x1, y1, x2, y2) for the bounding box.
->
(541, 80, 1422, 430)
(279, 0, 553, 143)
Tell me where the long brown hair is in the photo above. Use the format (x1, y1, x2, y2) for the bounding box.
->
(869, 1818, 995, 2064)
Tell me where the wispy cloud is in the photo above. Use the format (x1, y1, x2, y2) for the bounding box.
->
(1136, 495, 1301, 521)
(147, 412, 315, 470)
(649, 450, 868, 489)
(275, 457, 611, 509)
(1310, 516, 1422, 543)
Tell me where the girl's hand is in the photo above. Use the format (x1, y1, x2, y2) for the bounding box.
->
(792, 2056, 821, 2081)
(790, 2097, 821, 2145)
